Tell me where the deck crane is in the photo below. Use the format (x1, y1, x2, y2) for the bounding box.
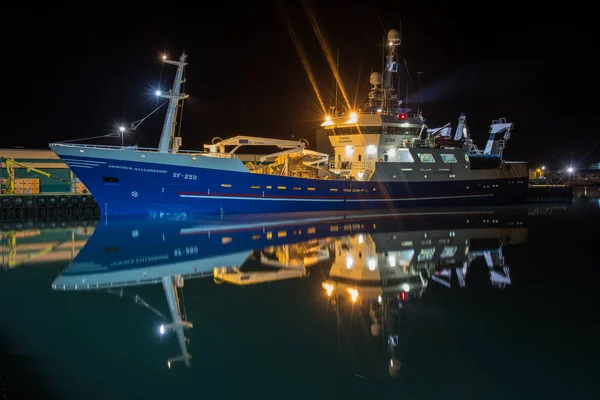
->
(0, 157, 69, 194)
(213, 240, 331, 285)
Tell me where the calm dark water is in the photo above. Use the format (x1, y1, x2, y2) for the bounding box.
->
(1, 202, 598, 399)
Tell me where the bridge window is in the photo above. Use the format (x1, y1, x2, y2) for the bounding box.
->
(293, 187, 301, 191)
(398, 149, 414, 162)
(417, 153, 435, 163)
(440, 154, 458, 163)
(382, 126, 421, 135)
(251, 185, 260, 189)
(417, 248, 435, 261)
(277, 186, 286, 190)
(333, 126, 381, 135)
(441, 246, 457, 258)
(221, 184, 231, 188)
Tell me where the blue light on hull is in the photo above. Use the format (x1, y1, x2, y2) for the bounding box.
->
(65, 156, 528, 216)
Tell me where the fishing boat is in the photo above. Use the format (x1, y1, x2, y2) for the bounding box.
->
(49, 28, 528, 217)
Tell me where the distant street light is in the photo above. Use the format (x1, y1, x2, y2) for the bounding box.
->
(119, 126, 125, 146)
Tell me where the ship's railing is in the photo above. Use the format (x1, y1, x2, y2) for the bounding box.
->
(49, 143, 238, 159)
(328, 161, 376, 171)
(291, 164, 341, 180)
(248, 161, 345, 180)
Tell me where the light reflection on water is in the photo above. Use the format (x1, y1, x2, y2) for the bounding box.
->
(573, 185, 600, 206)
(0, 205, 598, 398)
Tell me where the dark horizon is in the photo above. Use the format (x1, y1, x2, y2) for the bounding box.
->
(3, 1, 596, 171)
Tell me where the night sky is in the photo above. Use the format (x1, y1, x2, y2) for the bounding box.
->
(4, 1, 595, 170)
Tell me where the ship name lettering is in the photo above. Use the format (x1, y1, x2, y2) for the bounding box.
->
(133, 167, 167, 174)
(109, 254, 169, 267)
(108, 164, 167, 174)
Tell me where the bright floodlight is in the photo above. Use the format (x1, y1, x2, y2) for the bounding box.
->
(162, 54, 167, 60)
(567, 167, 573, 173)
(119, 126, 125, 132)
(541, 166, 545, 170)
(155, 90, 162, 96)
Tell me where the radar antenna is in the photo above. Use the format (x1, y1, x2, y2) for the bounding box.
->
(368, 29, 401, 115)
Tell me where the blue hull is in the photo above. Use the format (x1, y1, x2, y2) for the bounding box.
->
(63, 155, 528, 216)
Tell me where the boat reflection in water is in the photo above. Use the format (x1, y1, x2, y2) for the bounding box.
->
(51, 209, 528, 374)
(320, 218, 527, 377)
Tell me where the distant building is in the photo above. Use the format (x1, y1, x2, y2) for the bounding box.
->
(529, 167, 544, 179)
(1, 148, 71, 193)
(590, 162, 600, 170)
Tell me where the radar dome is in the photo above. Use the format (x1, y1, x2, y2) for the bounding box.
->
(369, 72, 382, 86)
(388, 29, 401, 42)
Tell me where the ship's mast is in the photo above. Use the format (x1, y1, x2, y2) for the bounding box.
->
(157, 53, 189, 154)
(161, 275, 193, 368)
(382, 29, 401, 115)
(368, 29, 401, 115)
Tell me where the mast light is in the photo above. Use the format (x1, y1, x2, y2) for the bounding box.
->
(320, 115, 334, 127)
(347, 112, 358, 124)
